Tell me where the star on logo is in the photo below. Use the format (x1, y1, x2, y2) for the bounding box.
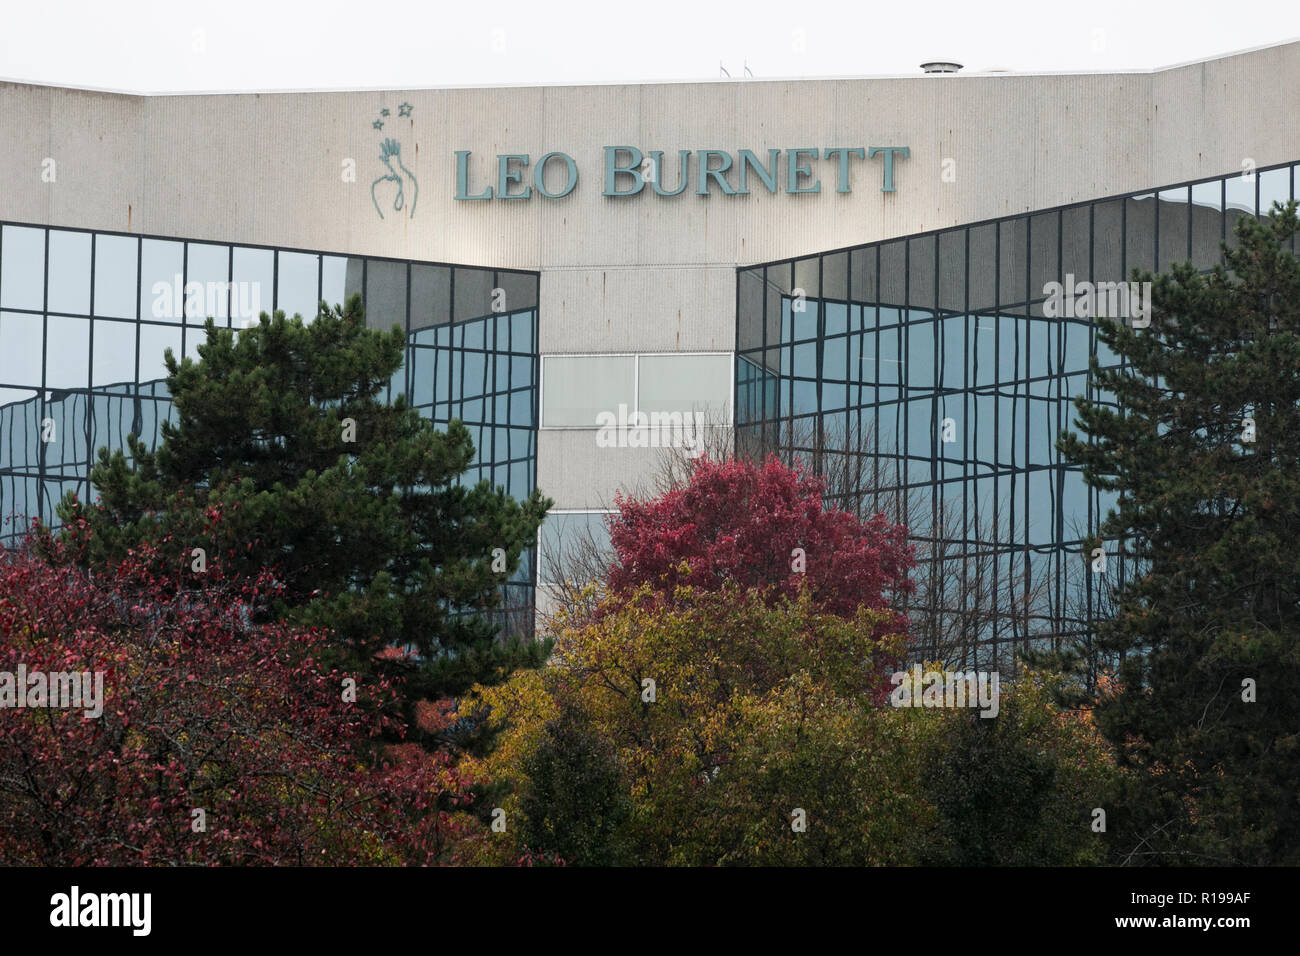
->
(372, 118, 384, 130)
(398, 102, 413, 117)
(380, 107, 390, 117)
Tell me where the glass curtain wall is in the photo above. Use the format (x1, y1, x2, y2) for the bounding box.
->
(736, 161, 1297, 671)
(0, 224, 540, 634)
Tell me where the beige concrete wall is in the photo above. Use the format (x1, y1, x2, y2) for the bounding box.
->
(3, 41, 1298, 513)
(4, 43, 1297, 268)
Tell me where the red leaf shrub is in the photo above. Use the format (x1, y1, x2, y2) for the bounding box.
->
(0, 533, 473, 866)
(607, 455, 915, 625)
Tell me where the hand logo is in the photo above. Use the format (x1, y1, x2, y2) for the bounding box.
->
(370, 105, 418, 220)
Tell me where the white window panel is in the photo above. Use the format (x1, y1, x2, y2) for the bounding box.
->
(637, 353, 731, 418)
(542, 354, 634, 426)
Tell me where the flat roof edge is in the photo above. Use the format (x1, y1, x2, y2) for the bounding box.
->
(2, 36, 1296, 98)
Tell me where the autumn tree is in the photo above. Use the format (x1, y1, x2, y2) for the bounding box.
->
(606, 455, 915, 619)
(457, 584, 1120, 866)
(459, 583, 911, 865)
(545, 423, 1054, 673)
(0, 535, 473, 865)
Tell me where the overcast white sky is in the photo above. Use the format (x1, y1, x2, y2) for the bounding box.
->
(2, 0, 1299, 92)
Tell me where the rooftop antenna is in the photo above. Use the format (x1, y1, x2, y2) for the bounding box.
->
(719, 61, 730, 78)
(744, 61, 754, 78)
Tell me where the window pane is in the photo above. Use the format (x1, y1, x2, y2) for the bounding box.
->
(637, 353, 731, 418)
(1, 226, 45, 311)
(410, 263, 451, 331)
(821, 335, 847, 383)
(186, 242, 230, 325)
(495, 271, 538, 313)
(906, 319, 936, 390)
(140, 239, 184, 323)
(139, 324, 181, 383)
(47, 230, 91, 315)
(365, 259, 406, 332)
(1259, 166, 1291, 217)
(1157, 186, 1190, 270)
(1190, 179, 1221, 210)
(942, 315, 966, 389)
(0, 312, 43, 387)
(1124, 195, 1155, 273)
(45, 316, 90, 389)
(93, 234, 138, 319)
(231, 247, 273, 327)
(320, 255, 352, 311)
(277, 251, 319, 322)
(1225, 172, 1255, 213)
(41, 390, 88, 473)
(539, 512, 613, 586)
(1189, 180, 1224, 266)
(453, 266, 495, 323)
(542, 355, 634, 426)
(183, 326, 204, 365)
(92, 319, 137, 387)
(509, 309, 534, 354)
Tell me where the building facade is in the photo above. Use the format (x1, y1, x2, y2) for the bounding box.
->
(2, 41, 1298, 659)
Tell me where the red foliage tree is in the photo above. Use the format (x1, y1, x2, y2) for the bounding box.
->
(0, 531, 474, 866)
(607, 455, 915, 624)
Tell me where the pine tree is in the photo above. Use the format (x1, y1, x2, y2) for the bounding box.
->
(1060, 201, 1300, 864)
(53, 294, 551, 724)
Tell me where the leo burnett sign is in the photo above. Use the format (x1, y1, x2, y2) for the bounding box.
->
(454, 146, 910, 200)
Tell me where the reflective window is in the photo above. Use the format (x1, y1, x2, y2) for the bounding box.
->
(93, 235, 138, 319)
(735, 165, 1300, 655)
(539, 511, 614, 587)
(45, 316, 90, 389)
(186, 243, 230, 325)
(1190, 180, 1225, 264)
(321, 255, 355, 311)
(138, 324, 181, 382)
(140, 239, 185, 323)
(941, 316, 966, 389)
(1259, 166, 1291, 216)
(1190, 179, 1221, 210)
(0, 312, 43, 387)
(1224, 172, 1255, 213)
(495, 271, 538, 315)
(92, 319, 137, 387)
(454, 267, 496, 323)
(1158, 186, 1190, 269)
(277, 251, 320, 321)
(365, 259, 406, 333)
(47, 230, 91, 316)
(231, 247, 273, 327)
(1, 226, 45, 311)
(410, 263, 451, 331)
(183, 326, 205, 365)
(906, 318, 935, 389)
(1125, 195, 1156, 272)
